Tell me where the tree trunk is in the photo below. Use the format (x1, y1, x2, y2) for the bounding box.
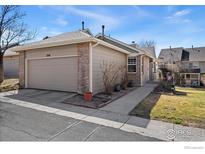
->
(0, 54, 4, 83)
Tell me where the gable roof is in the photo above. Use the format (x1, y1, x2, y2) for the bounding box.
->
(184, 47, 205, 62)
(141, 47, 156, 58)
(159, 46, 205, 63)
(11, 30, 93, 51)
(158, 47, 183, 63)
(95, 33, 155, 59)
(10, 29, 130, 55)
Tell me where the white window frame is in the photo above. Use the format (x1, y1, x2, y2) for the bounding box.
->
(127, 56, 137, 73)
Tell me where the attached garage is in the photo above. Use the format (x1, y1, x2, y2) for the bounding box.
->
(10, 30, 130, 94)
(26, 56, 78, 92)
(3, 53, 19, 78)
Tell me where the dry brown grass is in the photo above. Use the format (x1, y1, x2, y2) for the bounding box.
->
(130, 87, 205, 128)
(0, 78, 19, 92)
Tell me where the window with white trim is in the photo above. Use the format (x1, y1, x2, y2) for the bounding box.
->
(128, 57, 136, 73)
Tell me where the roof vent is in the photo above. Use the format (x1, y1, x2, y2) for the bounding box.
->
(129, 41, 138, 48)
(82, 21, 85, 30)
(102, 25, 105, 39)
(43, 36, 49, 40)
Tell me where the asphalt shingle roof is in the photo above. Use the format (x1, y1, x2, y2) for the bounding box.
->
(23, 30, 92, 47)
(158, 47, 183, 63)
(141, 47, 156, 58)
(96, 33, 156, 59)
(185, 47, 205, 61)
(159, 47, 205, 62)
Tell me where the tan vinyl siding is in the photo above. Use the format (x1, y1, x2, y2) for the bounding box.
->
(25, 44, 77, 58)
(92, 44, 127, 94)
(3, 55, 19, 78)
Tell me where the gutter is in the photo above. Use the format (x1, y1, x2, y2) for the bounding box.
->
(10, 38, 94, 52)
(94, 38, 130, 54)
(3, 53, 19, 57)
(10, 37, 130, 55)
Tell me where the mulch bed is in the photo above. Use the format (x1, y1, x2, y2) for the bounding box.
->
(129, 92, 161, 118)
(153, 83, 187, 96)
(61, 87, 137, 109)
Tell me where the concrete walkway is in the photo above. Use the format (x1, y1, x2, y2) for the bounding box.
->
(101, 83, 158, 114)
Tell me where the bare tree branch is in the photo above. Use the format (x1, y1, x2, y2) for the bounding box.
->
(0, 5, 36, 55)
(100, 61, 124, 95)
(139, 40, 156, 48)
(0, 5, 36, 82)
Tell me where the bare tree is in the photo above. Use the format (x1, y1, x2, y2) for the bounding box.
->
(100, 61, 121, 95)
(119, 65, 128, 89)
(139, 40, 156, 48)
(0, 5, 35, 83)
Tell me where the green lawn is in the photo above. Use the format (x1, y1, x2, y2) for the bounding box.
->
(130, 87, 205, 128)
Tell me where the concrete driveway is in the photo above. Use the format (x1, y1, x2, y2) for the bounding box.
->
(4, 89, 76, 104)
(0, 89, 159, 141)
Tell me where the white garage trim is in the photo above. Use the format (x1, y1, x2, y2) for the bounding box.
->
(25, 55, 78, 88)
(25, 55, 78, 61)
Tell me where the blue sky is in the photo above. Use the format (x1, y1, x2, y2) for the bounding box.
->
(21, 5, 205, 56)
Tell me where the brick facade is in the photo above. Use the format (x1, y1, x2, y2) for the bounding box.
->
(19, 51, 25, 88)
(136, 55, 142, 86)
(127, 55, 142, 86)
(77, 43, 90, 93)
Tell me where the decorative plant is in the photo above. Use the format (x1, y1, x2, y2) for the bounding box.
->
(100, 61, 121, 95)
(83, 87, 92, 102)
(119, 65, 128, 90)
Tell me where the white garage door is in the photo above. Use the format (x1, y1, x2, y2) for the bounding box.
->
(27, 56, 78, 92)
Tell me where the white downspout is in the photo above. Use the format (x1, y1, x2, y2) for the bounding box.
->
(89, 42, 99, 93)
(89, 42, 93, 93)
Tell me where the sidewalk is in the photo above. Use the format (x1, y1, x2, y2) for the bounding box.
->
(0, 87, 204, 141)
(100, 83, 158, 114)
(121, 116, 205, 141)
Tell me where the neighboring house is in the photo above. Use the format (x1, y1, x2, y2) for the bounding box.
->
(158, 46, 205, 86)
(141, 46, 157, 80)
(11, 27, 156, 94)
(3, 51, 19, 79)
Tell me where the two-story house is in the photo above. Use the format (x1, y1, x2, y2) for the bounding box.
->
(158, 46, 205, 86)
